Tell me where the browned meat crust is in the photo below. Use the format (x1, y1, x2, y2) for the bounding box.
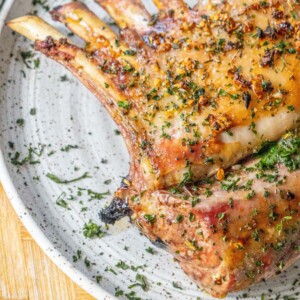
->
(6, 1, 300, 298)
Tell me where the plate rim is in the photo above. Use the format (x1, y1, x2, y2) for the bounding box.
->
(0, 1, 114, 299)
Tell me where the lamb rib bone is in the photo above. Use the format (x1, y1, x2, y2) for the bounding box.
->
(7, 0, 300, 191)
(6, 0, 300, 298)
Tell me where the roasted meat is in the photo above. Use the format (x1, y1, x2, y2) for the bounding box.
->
(124, 132, 300, 297)
(8, 0, 300, 190)
(6, 0, 300, 298)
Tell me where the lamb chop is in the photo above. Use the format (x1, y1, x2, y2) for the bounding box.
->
(8, 0, 300, 190)
(6, 0, 300, 298)
(121, 131, 300, 297)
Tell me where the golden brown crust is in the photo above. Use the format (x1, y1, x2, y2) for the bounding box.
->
(51, 2, 118, 50)
(130, 162, 300, 297)
(6, 2, 300, 298)
(8, 2, 300, 191)
(95, 0, 151, 34)
(153, 0, 189, 17)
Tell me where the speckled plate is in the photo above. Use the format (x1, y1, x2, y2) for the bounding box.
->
(1, 1, 300, 299)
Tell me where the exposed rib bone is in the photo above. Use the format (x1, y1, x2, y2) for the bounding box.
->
(153, 0, 189, 16)
(51, 2, 138, 66)
(7, 15, 66, 42)
(7, 16, 130, 129)
(6, 4, 300, 298)
(95, 0, 150, 35)
(51, 2, 118, 51)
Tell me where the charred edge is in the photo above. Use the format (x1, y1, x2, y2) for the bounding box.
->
(35, 36, 56, 50)
(35, 37, 74, 62)
(234, 70, 252, 89)
(100, 197, 132, 224)
(35, 36, 68, 51)
(152, 237, 167, 249)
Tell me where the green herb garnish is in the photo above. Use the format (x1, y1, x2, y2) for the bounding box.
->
(83, 220, 106, 238)
(46, 172, 90, 184)
(128, 274, 148, 291)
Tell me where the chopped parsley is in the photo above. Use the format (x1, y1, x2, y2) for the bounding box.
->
(144, 214, 156, 224)
(56, 192, 69, 209)
(123, 49, 137, 56)
(256, 134, 300, 171)
(117, 100, 131, 109)
(128, 274, 148, 291)
(72, 249, 82, 262)
(9, 144, 45, 166)
(116, 261, 130, 270)
(60, 144, 79, 152)
(87, 189, 110, 200)
(16, 118, 25, 127)
(276, 216, 292, 235)
(83, 220, 106, 238)
(145, 247, 155, 254)
(30, 108, 37, 115)
(46, 172, 90, 184)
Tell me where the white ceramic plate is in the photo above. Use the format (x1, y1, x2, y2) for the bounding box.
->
(1, 1, 300, 299)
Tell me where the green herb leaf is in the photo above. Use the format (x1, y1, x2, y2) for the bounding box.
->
(117, 101, 131, 109)
(256, 134, 300, 171)
(144, 214, 156, 224)
(83, 220, 106, 238)
(128, 274, 148, 291)
(145, 247, 155, 254)
(60, 144, 79, 152)
(46, 172, 90, 184)
(56, 192, 68, 208)
(87, 189, 110, 200)
(123, 49, 137, 56)
(116, 261, 130, 270)
(276, 216, 292, 235)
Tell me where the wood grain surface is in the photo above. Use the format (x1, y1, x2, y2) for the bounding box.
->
(0, 183, 96, 300)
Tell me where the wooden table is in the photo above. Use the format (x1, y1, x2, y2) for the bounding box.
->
(0, 184, 96, 300)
